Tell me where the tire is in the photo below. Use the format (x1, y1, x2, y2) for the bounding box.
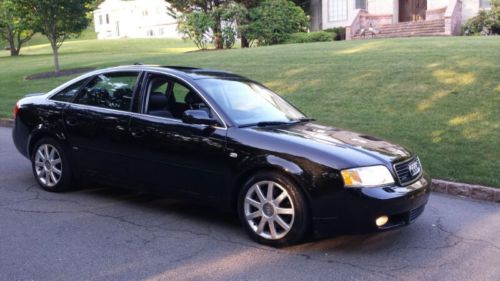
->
(31, 137, 73, 192)
(237, 171, 310, 247)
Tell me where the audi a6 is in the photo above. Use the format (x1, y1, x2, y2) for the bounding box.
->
(13, 65, 430, 246)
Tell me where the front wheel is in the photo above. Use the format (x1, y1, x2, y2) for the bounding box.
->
(237, 172, 310, 247)
(32, 138, 73, 192)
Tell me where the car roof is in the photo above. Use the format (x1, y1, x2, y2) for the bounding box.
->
(98, 65, 246, 80)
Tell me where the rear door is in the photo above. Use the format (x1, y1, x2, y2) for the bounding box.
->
(63, 71, 142, 185)
(127, 72, 229, 199)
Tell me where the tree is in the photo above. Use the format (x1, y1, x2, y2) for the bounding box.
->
(167, 0, 230, 49)
(232, 0, 257, 48)
(0, 0, 34, 56)
(463, 0, 500, 35)
(178, 11, 214, 50)
(243, 0, 308, 45)
(17, 0, 92, 72)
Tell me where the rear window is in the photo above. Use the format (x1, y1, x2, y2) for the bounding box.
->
(74, 72, 139, 111)
(50, 79, 88, 102)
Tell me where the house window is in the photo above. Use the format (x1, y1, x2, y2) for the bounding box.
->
(356, 0, 367, 9)
(106, 14, 110, 24)
(480, 0, 491, 8)
(143, 10, 149, 16)
(99, 15, 103, 25)
(329, 0, 348, 21)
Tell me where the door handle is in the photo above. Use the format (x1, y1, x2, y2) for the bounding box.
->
(130, 129, 145, 138)
(66, 117, 77, 126)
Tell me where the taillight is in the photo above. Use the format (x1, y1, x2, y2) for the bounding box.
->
(13, 103, 19, 118)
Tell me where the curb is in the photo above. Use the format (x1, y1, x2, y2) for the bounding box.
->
(0, 117, 498, 203)
(0, 118, 13, 128)
(431, 179, 500, 203)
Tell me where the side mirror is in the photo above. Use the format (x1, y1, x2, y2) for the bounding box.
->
(182, 109, 218, 126)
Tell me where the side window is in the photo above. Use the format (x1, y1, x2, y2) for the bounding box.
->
(145, 76, 172, 118)
(172, 83, 191, 104)
(75, 72, 139, 111)
(51, 79, 87, 102)
(144, 75, 211, 120)
(170, 81, 210, 119)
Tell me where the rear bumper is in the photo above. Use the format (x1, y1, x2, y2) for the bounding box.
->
(312, 173, 431, 235)
(12, 117, 30, 158)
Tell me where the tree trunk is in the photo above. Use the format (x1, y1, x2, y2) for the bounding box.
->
(7, 32, 19, 56)
(241, 35, 249, 48)
(50, 42, 60, 73)
(213, 14, 223, 49)
(9, 40, 19, 56)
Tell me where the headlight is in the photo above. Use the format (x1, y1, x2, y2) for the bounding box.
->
(341, 165, 394, 188)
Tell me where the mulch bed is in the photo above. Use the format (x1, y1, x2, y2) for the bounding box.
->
(25, 67, 95, 80)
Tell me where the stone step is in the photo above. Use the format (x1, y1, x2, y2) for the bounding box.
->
(353, 32, 445, 39)
(379, 19, 445, 27)
(379, 24, 444, 31)
(377, 28, 445, 34)
(353, 19, 446, 40)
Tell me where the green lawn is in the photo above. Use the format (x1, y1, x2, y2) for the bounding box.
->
(0, 37, 499, 187)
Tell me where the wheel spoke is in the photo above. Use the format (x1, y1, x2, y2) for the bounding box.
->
(246, 210, 262, 220)
(37, 150, 45, 161)
(49, 147, 55, 161)
(52, 167, 62, 175)
(273, 191, 287, 205)
(266, 182, 274, 201)
(254, 184, 266, 203)
(52, 158, 61, 165)
(276, 207, 294, 215)
(45, 171, 51, 186)
(35, 161, 44, 167)
(245, 197, 261, 208)
(44, 145, 50, 159)
(50, 172, 58, 184)
(37, 168, 45, 177)
(256, 217, 267, 234)
(269, 220, 277, 239)
(275, 216, 291, 231)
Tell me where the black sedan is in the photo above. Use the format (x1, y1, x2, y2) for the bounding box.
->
(12, 65, 430, 246)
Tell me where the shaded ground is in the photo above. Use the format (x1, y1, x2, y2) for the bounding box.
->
(0, 127, 499, 281)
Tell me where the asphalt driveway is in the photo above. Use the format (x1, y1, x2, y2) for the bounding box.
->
(0, 127, 499, 281)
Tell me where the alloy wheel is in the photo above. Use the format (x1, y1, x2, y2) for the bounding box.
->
(244, 181, 295, 240)
(34, 144, 63, 188)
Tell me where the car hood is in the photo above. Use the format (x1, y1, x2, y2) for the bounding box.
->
(252, 122, 413, 168)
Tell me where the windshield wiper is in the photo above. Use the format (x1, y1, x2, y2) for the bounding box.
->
(239, 121, 294, 128)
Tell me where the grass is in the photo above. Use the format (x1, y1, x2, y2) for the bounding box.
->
(0, 36, 499, 187)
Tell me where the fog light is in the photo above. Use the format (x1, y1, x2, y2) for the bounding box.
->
(376, 216, 389, 227)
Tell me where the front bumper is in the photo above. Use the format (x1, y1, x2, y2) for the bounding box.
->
(312, 172, 431, 235)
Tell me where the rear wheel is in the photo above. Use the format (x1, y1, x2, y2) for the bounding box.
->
(32, 138, 72, 192)
(238, 172, 310, 247)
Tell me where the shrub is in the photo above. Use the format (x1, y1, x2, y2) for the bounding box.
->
(243, 0, 308, 46)
(222, 25, 236, 49)
(324, 27, 346, 40)
(178, 11, 214, 50)
(463, 0, 500, 35)
(285, 31, 334, 44)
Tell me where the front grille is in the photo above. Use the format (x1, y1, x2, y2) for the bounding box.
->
(393, 157, 422, 186)
(409, 204, 425, 222)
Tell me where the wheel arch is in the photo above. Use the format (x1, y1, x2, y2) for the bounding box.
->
(228, 155, 314, 216)
(27, 126, 68, 159)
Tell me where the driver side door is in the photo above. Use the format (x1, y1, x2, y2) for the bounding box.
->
(128, 73, 229, 200)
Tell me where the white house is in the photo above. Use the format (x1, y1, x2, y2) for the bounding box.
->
(93, 0, 182, 39)
(310, 0, 493, 39)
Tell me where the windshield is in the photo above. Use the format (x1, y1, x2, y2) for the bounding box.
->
(197, 79, 306, 126)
